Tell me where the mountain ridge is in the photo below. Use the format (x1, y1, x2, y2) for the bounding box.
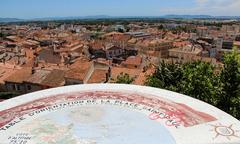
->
(1, 15, 240, 22)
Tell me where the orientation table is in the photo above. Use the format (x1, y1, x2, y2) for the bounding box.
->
(0, 84, 240, 144)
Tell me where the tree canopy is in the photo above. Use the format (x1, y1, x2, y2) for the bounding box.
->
(116, 72, 134, 84)
(145, 50, 240, 119)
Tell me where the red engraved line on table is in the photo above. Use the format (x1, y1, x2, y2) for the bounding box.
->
(0, 91, 217, 129)
(149, 110, 186, 128)
(148, 102, 217, 128)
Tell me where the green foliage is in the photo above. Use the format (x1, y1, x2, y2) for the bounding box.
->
(90, 32, 102, 40)
(145, 61, 183, 92)
(217, 48, 240, 118)
(181, 61, 219, 104)
(170, 26, 193, 34)
(145, 50, 240, 119)
(0, 33, 7, 38)
(0, 92, 19, 99)
(116, 72, 134, 84)
(158, 25, 164, 30)
(125, 26, 130, 32)
(117, 28, 124, 33)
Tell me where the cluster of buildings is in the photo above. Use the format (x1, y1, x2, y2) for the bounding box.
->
(0, 21, 240, 96)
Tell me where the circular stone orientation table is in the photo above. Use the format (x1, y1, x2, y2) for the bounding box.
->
(0, 84, 240, 144)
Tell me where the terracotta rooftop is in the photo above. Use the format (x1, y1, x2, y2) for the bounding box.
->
(25, 69, 51, 85)
(41, 69, 65, 87)
(65, 59, 92, 81)
(24, 69, 65, 87)
(110, 35, 131, 42)
(87, 69, 108, 83)
(173, 41, 191, 47)
(133, 66, 155, 85)
(38, 48, 62, 64)
(95, 58, 112, 65)
(111, 67, 142, 82)
(169, 45, 202, 55)
(165, 32, 178, 39)
(65, 66, 90, 81)
(71, 58, 91, 67)
(121, 56, 142, 67)
(4, 67, 32, 83)
(5, 36, 20, 42)
(128, 38, 137, 44)
(90, 41, 105, 50)
(104, 32, 124, 36)
(0, 66, 18, 84)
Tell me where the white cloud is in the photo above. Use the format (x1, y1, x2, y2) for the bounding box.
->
(159, 0, 240, 16)
(196, 0, 209, 5)
(195, 0, 240, 15)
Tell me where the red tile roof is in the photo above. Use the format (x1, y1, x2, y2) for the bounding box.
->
(133, 66, 155, 85)
(41, 69, 65, 87)
(90, 41, 105, 50)
(87, 69, 108, 83)
(4, 67, 32, 83)
(65, 59, 92, 81)
(110, 67, 142, 82)
(121, 56, 142, 67)
(25, 69, 51, 84)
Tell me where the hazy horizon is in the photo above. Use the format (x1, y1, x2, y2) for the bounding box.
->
(1, 0, 240, 19)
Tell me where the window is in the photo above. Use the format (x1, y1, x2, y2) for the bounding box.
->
(27, 85, 32, 91)
(12, 85, 15, 90)
(16, 85, 20, 91)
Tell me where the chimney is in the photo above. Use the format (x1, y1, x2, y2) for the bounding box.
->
(31, 67, 36, 74)
(107, 66, 112, 82)
(34, 56, 39, 67)
(108, 66, 112, 76)
(105, 73, 109, 83)
(105, 67, 111, 83)
(60, 54, 65, 64)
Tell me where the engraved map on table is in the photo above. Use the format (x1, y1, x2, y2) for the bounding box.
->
(0, 90, 217, 144)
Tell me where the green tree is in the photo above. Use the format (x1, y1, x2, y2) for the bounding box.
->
(158, 25, 164, 30)
(116, 73, 134, 84)
(144, 52, 240, 119)
(145, 61, 183, 92)
(125, 26, 130, 32)
(0, 33, 7, 38)
(117, 28, 124, 33)
(145, 61, 218, 104)
(181, 61, 219, 104)
(217, 48, 240, 118)
(0, 92, 19, 99)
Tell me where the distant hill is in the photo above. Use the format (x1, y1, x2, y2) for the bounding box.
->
(30, 15, 240, 20)
(0, 18, 24, 23)
(162, 15, 213, 19)
(162, 15, 240, 19)
(1, 15, 240, 23)
(32, 15, 113, 21)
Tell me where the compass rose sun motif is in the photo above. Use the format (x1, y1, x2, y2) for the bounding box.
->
(210, 123, 240, 140)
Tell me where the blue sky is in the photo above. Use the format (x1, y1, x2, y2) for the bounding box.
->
(0, 0, 240, 19)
